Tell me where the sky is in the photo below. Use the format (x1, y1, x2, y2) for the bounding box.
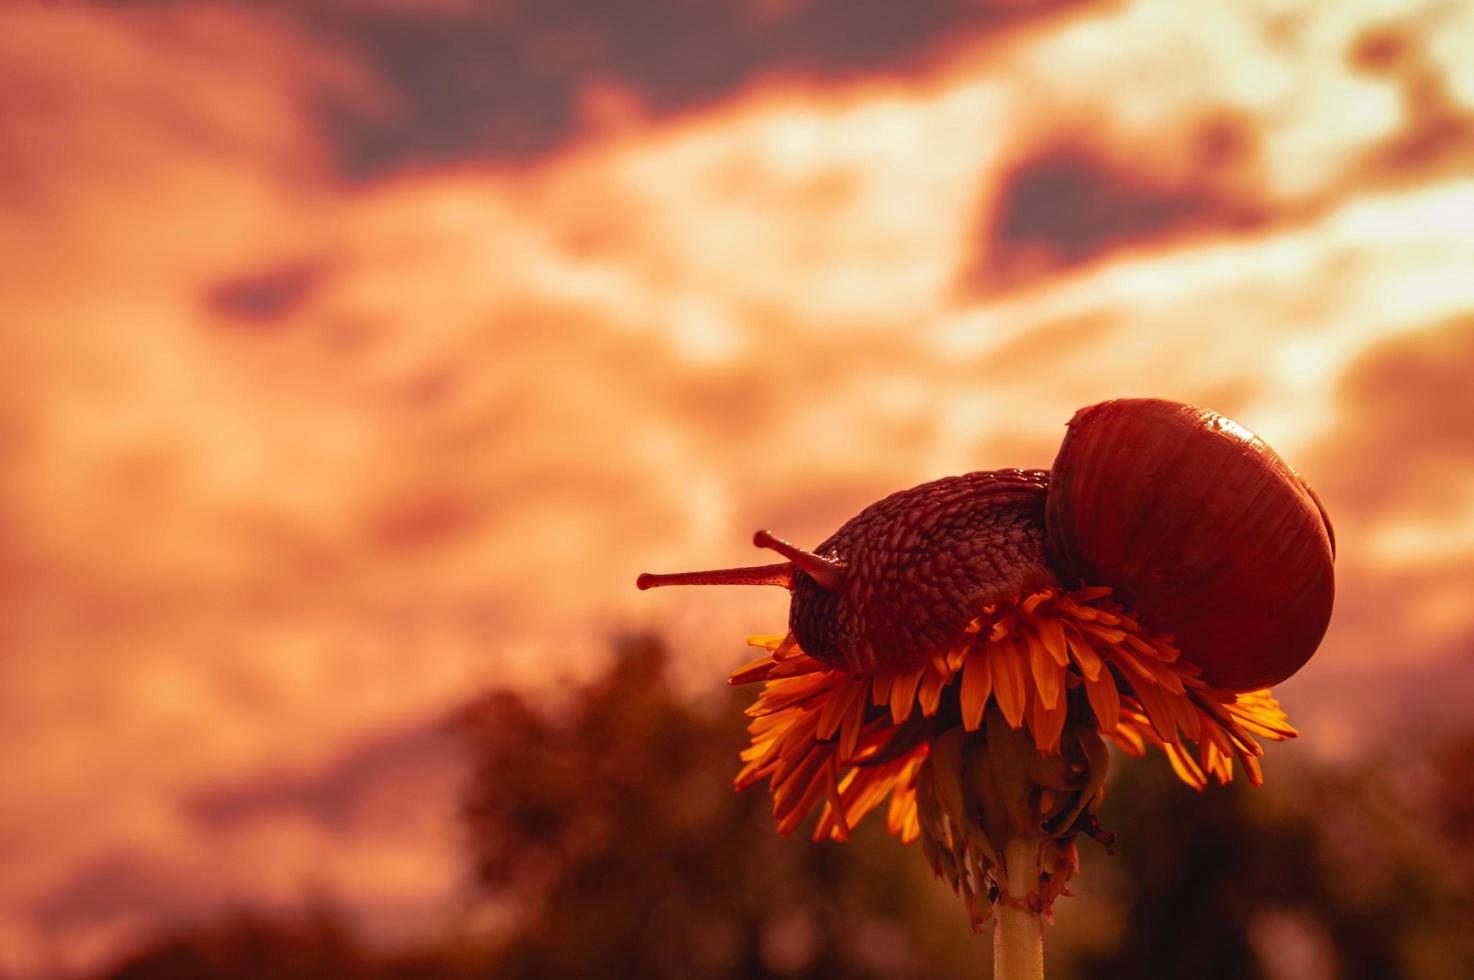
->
(2, 0, 1473, 974)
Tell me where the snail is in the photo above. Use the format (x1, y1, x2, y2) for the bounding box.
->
(638, 397, 1335, 693)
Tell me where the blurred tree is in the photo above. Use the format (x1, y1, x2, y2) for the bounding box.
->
(1079, 731, 1474, 980)
(455, 634, 980, 979)
(1076, 759, 1356, 980)
(95, 636, 1474, 979)
(101, 907, 478, 980)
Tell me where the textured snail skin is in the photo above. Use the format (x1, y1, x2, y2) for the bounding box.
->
(790, 469, 1057, 675)
(1045, 398, 1336, 692)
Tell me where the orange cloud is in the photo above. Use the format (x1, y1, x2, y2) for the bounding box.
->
(2, 0, 1473, 974)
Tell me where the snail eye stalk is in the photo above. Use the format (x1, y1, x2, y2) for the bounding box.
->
(751, 529, 846, 590)
(636, 562, 793, 591)
(636, 529, 846, 592)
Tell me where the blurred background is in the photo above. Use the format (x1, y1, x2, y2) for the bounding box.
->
(3, 0, 1473, 977)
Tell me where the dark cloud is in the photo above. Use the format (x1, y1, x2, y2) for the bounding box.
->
(1348, 22, 1474, 180)
(1310, 315, 1474, 523)
(186, 723, 461, 834)
(206, 262, 329, 325)
(280, 0, 1093, 175)
(6, 3, 1474, 974)
(966, 116, 1269, 290)
(39, 855, 211, 932)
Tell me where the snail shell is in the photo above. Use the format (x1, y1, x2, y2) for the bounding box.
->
(1045, 398, 1335, 691)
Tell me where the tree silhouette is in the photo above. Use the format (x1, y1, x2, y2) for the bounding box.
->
(455, 635, 979, 979)
(98, 636, 1474, 979)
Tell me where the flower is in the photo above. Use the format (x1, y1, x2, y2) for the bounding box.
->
(639, 403, 1332, 954)
(726, 584, 1296, 926)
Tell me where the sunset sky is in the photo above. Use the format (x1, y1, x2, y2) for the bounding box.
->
(3, 0, 1473, 974)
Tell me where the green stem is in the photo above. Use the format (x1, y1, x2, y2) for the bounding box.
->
(993, 838, 1045, 980)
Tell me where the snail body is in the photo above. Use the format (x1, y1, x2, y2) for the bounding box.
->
(789, 468, 1054, 676)
(638, 398, 1335, 692)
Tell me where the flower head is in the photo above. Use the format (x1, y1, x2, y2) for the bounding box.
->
(638, 400, 1331, 933)
(725, 583, 1295, 925)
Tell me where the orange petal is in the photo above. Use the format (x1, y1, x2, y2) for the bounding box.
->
(1020, 589, 1053, 615)
(993, 637, 1028, 729)
(728, 653, 776, 685)
(746, 675, 828, 716)
(1085, 671, 1121, 733)
(817, 681, 858, 740)
(1029, 634, 1063, 710)
(1228, 690, 1299, 740)
(960, 648, 994, 731)
(1035, 616, 1071, 667)
(889, 666, 924, 724)
(1064, 626, 1104, 682)
(839, 688, 867, 761)
(1173, 692, 1203, 742)
(1240, 752, 1265, 786)
(1164, 742, 1208, 790)
(1030, 683, 1068, 753)
(766, 655, 824, 679)
(918, 662, 949, 717)
(774, 747, 831, 827)
(822, 759, 851, 841)
(871, 671, 895, 708)
(1109, 723, 1148, 757)
(1133, 682, 1181, 742)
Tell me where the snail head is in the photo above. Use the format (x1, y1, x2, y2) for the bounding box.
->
(637, 469, 1058, 676)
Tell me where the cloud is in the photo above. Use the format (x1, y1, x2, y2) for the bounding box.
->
(283, 0, 1095, 173)
(2, 0, 1473, 973)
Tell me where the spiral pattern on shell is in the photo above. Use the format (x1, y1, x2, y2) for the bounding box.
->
(1045, 398, 1335, 691)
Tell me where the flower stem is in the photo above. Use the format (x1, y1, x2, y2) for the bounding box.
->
(993, 838, 1045, 980)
